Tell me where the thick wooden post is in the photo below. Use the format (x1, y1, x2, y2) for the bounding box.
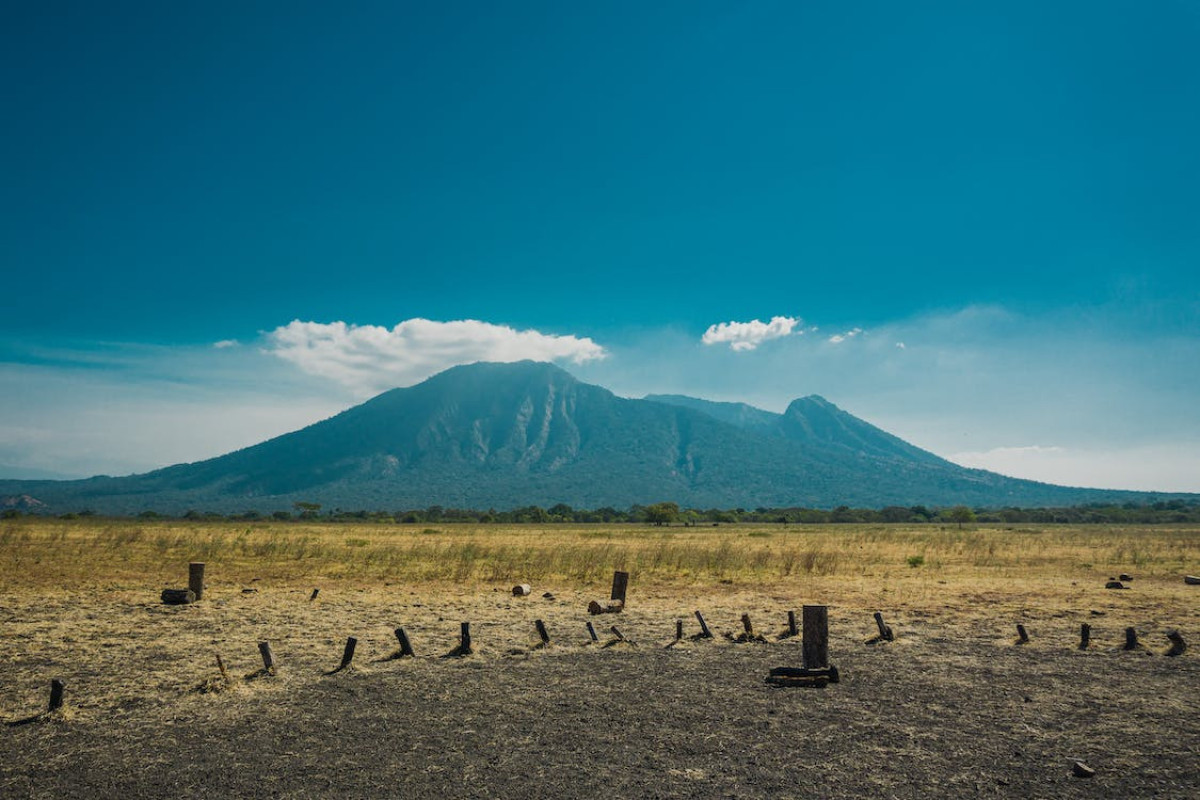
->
(338, 637, 357, 670)
(802, 605, 829, 670)
(1079, 623, 1091, 650)
(188, 562, 205, 601)
(1124, 627, 1139, 651)
(460, 622, 473, 655)
(586, 621, 599, 642)
(258, 641, 276, 674)
(535, 619, 550, 646)
(787, 610, 799, 638)
(1016, 624, 1029, 644)
(611, 571, 629, 603)
(874, 611, 894, 642)
(694, 610, 713, 639)
(394, 627, 415, 657)
(48, 679, 65, 712)
(676, 620, 684, 641)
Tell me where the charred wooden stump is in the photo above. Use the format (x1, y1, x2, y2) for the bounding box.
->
(1166, 630, 1187, 657)
(1079, 623, 1091, 650)
(802, 606, 829, 670)
(335, 637, 357, 671)
(216, 652, 232, 688)
(1184, 575, 1200, 585)
(48, 679, 65, 712)
(160, 588, 195, 605)
(693, 610, 714, 640)
(309, 588, 320, 602)
(445, 622, 474, 657)
(588, 570, 629, 614)
(188, 562, 205, 601)
(512, 584, 531, 597)
(765, 665, 840, 687)
(394, 627, 415, 657)
(1124, 627, 1140, 651)
(534, 619, 551, 647)
(786, 610, 799, 638)
(258, 641, 277, 674)
(585, 621, 599, 643)
(1016, 624, 1030, 645)
(676, 619, 684, 641)
(873, 611, 894, 642)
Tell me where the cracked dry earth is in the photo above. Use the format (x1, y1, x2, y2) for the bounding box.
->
(2, 597, 1197, 799)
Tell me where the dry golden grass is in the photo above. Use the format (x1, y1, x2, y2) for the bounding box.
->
(1, 518, 1197, 722)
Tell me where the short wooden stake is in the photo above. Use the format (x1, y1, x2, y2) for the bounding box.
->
(787, 610, 799, 638)
(535, 619, 550, 646)
(1124, 627, 1139, 651)
(609, 625, 630, 644)
(741, 613, 755, 636)
(338, 637, 357, 670)
(874, 611, 895, 642)
(394, 627, 415, 657)
(1166, 630, 1187, 657)
(459, 622, 473, 655)
(188, 562, 205, 601)
(676, 619, 684, 641)
(309, 588, 320, 602)
(694, 610, 713, 639)
(258, 641, 277, 674)
(586, 621, 599, 642)
(1079, 623, 1091, 650)
(802, 605, 829, 670)
(48, 679, 65, 712)
(1016, 624, 1029, 644)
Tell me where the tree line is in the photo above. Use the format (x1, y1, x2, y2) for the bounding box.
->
(21, 498, 1200, 525)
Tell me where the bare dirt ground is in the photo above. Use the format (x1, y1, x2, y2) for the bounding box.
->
(2, 582, 1197, 799)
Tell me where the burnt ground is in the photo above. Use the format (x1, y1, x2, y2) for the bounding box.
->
(3, 631, 1197, 799)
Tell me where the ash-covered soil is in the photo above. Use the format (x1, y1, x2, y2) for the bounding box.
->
(3, 627, 1197, 799)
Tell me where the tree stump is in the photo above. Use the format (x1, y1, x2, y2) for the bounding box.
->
(1016, 624, 1030, 644)
(309, 588, 320, 601)
(512, 584, 531, 597)
(534, 619, 550, 646)
(676, 619, 684, 641)
(48, 679, 65, 712)
(394, 627, 415, 657)
(1079, 623, 1091, 650)
(802, 606, 829, 669)
(445, 622, 473, 657)
(1124, 627, 1140, 651)
(787, 610, 799, 638)
(188, 562, 205, 601)
(161, 588, 195, 605)
(693, 610, 714, 639)
(873, 611, 894, 642)
(336, 637, 357, 671)
(1166, 630, 1187, 657)
(258, 641, 277, 674)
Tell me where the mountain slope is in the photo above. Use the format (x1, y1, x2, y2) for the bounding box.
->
(1, 361, 1187, 514)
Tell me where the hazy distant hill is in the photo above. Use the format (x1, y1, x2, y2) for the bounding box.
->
(0, 361, 1187, 515)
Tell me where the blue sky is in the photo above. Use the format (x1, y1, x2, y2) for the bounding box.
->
(2, 2, 1198, 492)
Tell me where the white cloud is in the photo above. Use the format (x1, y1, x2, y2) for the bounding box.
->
(213, 339, 239, 349)
(827, 327, 863, 344)
(701, 316, 800, 351)
(265, 318, 608, 395)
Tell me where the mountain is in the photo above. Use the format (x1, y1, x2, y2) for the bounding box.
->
(0, 361, 1187, 514)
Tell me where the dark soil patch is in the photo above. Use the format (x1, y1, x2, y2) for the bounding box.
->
(3, 637, 1197, 798)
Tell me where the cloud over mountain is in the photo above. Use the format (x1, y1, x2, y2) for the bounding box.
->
(701, 316, 800, 351)
(266, 318, 607, 394)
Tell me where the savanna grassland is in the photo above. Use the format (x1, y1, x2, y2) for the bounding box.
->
(2, 518, 1198, 798)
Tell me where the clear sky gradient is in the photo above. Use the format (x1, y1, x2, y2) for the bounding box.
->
(3, 2, 1198, 493)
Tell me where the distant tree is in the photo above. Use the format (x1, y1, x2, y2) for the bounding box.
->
(294, 501, 322, 520)
(644, 502, 680, 526)
(946, 506, 976, 529)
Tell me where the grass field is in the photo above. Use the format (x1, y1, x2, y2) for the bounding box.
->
(2, 519, 1197, 797)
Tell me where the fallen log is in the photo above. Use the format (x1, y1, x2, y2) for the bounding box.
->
(160, 588, 195, 605)
(765, 665, 840, 687)
(1184, 575, 1200, 585)
(512, 584, 531, 597)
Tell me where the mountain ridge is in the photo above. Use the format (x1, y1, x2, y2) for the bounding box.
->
(1, 360, 1192, 514)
